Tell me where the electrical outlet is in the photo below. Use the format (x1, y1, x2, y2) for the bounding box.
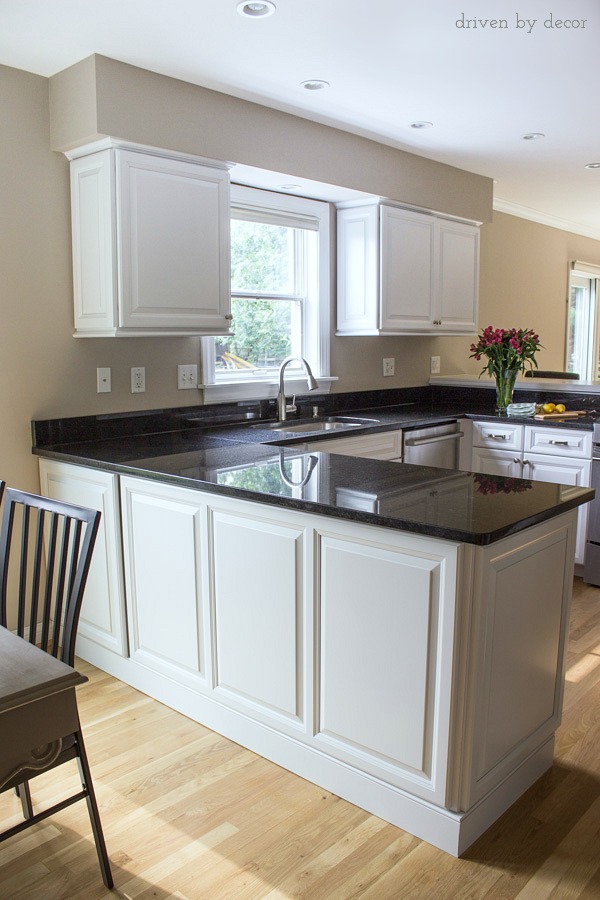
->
(177, 364, 198, 389)
(430, 355, 441, 374)
(97, 367, 111, 393)
(131, 367, 145, 393)
(382, 357, 395, 377)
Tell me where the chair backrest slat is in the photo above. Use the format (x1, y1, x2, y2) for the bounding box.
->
(40, 513, 59, 652)
(28, 507, 46, 646)
(17, 505, 31, 640)
(0, 488, 101, 665)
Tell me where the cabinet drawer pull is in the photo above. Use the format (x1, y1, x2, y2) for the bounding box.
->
(549, 439, 569, 446)
(487, 433, 508, 440)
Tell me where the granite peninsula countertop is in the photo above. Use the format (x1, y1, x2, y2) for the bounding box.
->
(32, 393, 595, 546)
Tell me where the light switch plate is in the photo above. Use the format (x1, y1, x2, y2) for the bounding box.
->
(178, 364, 198, 389)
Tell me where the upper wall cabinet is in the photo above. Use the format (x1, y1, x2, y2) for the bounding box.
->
(67, 141, 232, 337)
(336, 202, 480, 336)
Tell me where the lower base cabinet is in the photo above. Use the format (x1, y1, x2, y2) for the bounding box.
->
(39, 459, 127, 656)
(38, 462, 577, 856)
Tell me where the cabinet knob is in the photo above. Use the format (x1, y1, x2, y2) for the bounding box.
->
(513, 457, 521, 464)
(225, 314, 234, 321)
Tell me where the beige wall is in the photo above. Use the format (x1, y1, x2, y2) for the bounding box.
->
(50, 55, 493, 225)
(1, 66, 209, 492)
(436, 212, 600, 377)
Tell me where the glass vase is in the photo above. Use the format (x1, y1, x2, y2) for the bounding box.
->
(494, 368, 519, 415)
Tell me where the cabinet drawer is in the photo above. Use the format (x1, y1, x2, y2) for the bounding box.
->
(305, 430, 402, 460)
(472, 421, 523, 452)
(524, 426, 592, 459)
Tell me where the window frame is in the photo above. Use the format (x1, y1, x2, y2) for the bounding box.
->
(565, 261, 600, 380)
(201, 184, 333, 403)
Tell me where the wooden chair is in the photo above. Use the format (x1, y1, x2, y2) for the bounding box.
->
(0, 488, 113, 889)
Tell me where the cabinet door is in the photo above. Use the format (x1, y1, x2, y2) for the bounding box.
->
(435, 219, 479, 332)
(472, 447, 522, 477)
(117, 150, 231, 332)
(39, 460, 127, 656)
(336, 204, 380, 334)
(210, 507, 306, 728)
(70, 149, 117, 335)
(120, 477, 208, 688)
(380, 206, 434, 332)
(315, 529, 458, 804)
(525, 453, 591, 564)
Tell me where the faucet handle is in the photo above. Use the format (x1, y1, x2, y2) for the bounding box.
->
(286, 394, 297, 415)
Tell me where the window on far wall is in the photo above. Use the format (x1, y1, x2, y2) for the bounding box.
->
(201, 184, 331, 402)
(565, 261, 600, 380)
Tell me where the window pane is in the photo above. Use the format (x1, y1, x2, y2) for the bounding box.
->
(215, 297, 301, 370)
(231, 220, 294, 294)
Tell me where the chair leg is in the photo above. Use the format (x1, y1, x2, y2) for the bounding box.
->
(74, 732, 113, 890)
(16, 782, 34, 819)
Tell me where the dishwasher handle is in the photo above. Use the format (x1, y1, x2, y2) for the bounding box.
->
(404, 431, 464, 447)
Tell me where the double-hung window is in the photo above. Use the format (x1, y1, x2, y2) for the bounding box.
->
(201, 185, 331, 402)
(565, 261, 600, 380)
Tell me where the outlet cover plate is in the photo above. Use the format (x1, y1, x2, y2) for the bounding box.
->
(430, 356, 441, 374)
(131, 367, 145, 393)
(383, 358, 395, 377)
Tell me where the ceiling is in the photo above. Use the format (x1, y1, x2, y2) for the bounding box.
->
(2, 0, 600, 237)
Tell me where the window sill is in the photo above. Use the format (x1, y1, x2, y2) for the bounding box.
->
(200, 376, 338, 404)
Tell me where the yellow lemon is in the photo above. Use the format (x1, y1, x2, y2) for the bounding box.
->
(555, 403, 566, 414)
(542, 402, 556, 413)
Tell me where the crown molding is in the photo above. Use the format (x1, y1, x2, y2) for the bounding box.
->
(493, 198, 600, 241)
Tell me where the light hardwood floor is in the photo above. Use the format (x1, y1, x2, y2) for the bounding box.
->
(2, 577, 600, 899)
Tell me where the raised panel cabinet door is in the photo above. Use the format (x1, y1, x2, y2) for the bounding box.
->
(316, 531, 458, 804)
(336, 204, 380, 334)
(380, 206, 434, 332)
(465, 517, 574, 807)
(435, 219, 479, 332)
(117, 150, 231, 331)
(120, 478, 206, 687)
(38, 460, 127, 656)
(70, 149, 117, 335)
(210, 509, 306, 728)
(471, 447, 523, 478)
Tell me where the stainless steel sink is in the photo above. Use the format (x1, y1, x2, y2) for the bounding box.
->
(252, 416, 379, 433)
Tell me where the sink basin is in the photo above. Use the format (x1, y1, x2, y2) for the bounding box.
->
(252, 416, 379, 433)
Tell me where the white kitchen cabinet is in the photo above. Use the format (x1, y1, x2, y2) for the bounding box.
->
(120, 476, 210, 690)
(68, 141, 231, 336)
(471, 422, 592, 564)
(38, 460, 127, 657)
(336, 202, 479, 335)
(302, 428, 403, 460)
(34, 463, 580, 855)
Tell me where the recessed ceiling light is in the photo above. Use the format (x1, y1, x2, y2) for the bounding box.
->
(522, 132, 545, 140)
(410, 121, 433, 129)
(277, 184, 301, 192)
(237, 1, 276, 17)
(585, 163, 600, 169)
(301, 80, 330, 91)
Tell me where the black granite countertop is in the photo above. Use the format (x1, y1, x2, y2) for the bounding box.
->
(32, 389, 595, 546)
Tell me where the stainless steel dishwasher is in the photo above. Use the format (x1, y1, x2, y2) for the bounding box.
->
(403, 421, 463, 469)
